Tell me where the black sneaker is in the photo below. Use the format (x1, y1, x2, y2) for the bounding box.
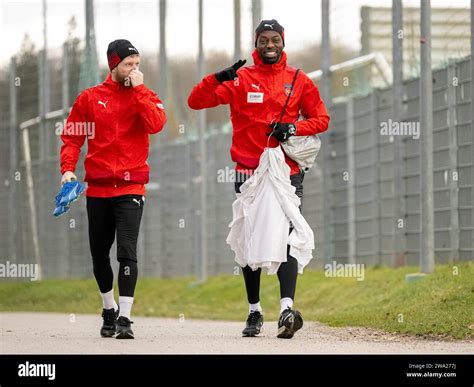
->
(242, 311, 264, 337)
(116, 316, 134, 339)
(277, 308, 303, 339)
(100, 308, 118, 338)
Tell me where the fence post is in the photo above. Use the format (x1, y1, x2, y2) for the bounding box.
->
(234, 0, 241, 62)
(372, 91, 381, 265)
(419, 0, 435, 273)
(251, 0, 262, 40)
(346, 97, 356, 265)
(62, 42, 70, 125)
(198, 0, 208, 282)
(159, 0, 168, 131)
(21, 126, 42, 279)
(9, 57, 18, 264)
(470, 0, 474, 256)
(37, 50, 46, 274)
(38, 50, 46, 162)
(392, 0, 406, 267)
(321, 0, 331, 108)
(447, 59, 460, 262)
(59, 41, 71, 278)
(321, 0, 334, 264)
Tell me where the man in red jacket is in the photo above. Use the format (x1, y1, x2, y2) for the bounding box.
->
(188, 20, 330, 339)
(60, 39, 166, 339)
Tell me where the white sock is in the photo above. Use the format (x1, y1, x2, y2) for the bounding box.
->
(119, 296, 134, 319)
(249, 302, 262, 314)
(280, 297, 293, 314)
(100, 289, 118, 311)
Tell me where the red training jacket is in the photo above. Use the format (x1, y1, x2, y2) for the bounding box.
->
(60, 74, 166, 197)
(188, 49, 330, 175)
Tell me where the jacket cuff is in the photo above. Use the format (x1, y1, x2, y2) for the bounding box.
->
(205, 73, 221, 87)
(60, 165, 75, 175)
(293, 121, 313, 136)
(132, 84, 148, 96)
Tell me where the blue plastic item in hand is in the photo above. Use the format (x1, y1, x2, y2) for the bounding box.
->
(53, 180, 85, 217)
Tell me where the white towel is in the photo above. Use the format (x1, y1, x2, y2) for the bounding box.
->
(226, 146, 315, 274)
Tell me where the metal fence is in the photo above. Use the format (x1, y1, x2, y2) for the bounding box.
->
(1, 56, 473, 279)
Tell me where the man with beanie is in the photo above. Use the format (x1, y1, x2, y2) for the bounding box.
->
(60, 39, 166, 339)
(188, 20, 330, 339)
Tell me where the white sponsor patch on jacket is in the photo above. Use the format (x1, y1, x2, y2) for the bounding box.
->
(247, 92, 264, 103)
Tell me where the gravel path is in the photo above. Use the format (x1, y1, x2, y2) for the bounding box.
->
(1, 312, 472, 354)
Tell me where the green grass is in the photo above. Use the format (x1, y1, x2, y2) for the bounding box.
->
(1, 262, 472, 339)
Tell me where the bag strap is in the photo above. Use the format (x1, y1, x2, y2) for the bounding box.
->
(278, 69, 300, 123)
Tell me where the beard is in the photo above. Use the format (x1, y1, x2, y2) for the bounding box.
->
(258, 49, 283, 65)
(114, 70, 132, 86)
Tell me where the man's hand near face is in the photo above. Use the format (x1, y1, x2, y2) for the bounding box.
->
(128, 69, 144, 87)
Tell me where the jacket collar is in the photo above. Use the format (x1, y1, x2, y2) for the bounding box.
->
(252, 49, 287, 72)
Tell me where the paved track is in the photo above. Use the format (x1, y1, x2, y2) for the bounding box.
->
(1, 312, 472, 354)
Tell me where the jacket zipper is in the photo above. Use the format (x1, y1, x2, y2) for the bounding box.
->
(113, 94, 118, 188)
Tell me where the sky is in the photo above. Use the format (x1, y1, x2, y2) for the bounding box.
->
(0, 0, 471, 66)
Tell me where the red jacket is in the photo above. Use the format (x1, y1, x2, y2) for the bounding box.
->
(188, 50, 330, 175)
(60, 75, 166, 197)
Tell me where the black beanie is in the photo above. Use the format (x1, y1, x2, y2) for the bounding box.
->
(255, 19, 285, 47)
(107, 39, 139, 70)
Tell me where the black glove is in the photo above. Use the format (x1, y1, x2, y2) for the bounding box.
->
(215, 59, 247, 83)
(268, 122, 297, 142)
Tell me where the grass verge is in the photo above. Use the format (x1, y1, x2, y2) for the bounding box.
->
(0, 262, 472, 339)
